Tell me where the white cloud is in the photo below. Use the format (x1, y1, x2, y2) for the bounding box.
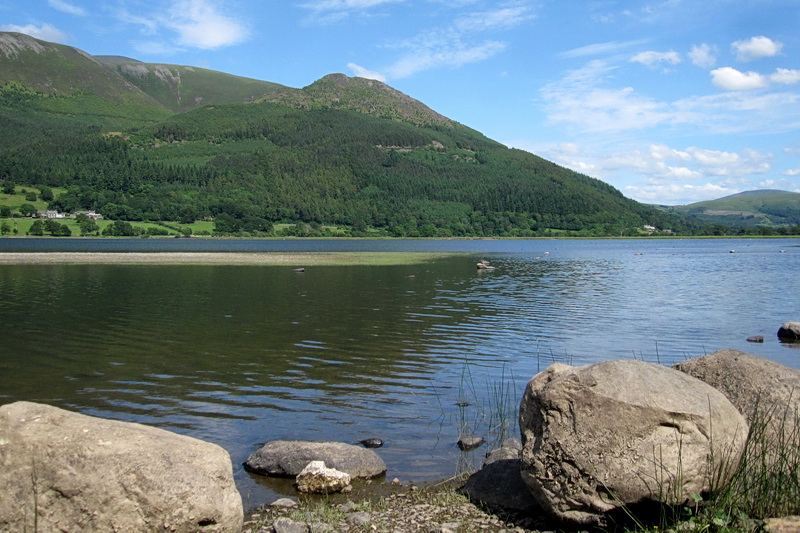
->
(558, 40, 647, 59)
(298, 0, 405, 24)
(784, 169, 800, 176)
(624, 183, 735, 204)
(771, 68, 800, 85)
(47, 0, 86, 16)
(386, 38, 506, 78)
(454, 5, 536, 32)
(540, 60, 689, 133)
(710, 67, 768, 90)
(0, 23, 67, 42)
(732, 35, 782, 62)
(347, 62, 386, 81)
(689, 43, 716, 68)
(630, 50, 681, 68)
(165, 0, 249, 49)
(375, 3, 535, 79)
(117, 0, 248, 51)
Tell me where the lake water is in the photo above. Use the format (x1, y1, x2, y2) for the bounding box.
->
(1, 237, 798, 508)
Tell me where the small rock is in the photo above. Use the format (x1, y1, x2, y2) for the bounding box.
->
(746, 335, 764, 343)
(764, 516, 800, 533)
(295, 461, 351, 494)
(346, 512, 372, 526)
(292, 268, 305, 273)
(359, 437, 383, 448)
(391, 477, 401, 485)
(272, 517, 308, 533)
(269, 498, 299, 509)
(457, 436, 485, 451)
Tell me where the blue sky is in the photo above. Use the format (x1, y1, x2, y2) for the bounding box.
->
(2, 0, 799, 205)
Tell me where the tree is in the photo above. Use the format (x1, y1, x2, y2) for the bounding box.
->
(77, 215, 99, 235)
(28, 220, 44, 236)
(39, 187, 54, 202)
(0, 221, 11, 235)
(1, 182, 14, 195)
(19, 204, 37, 217)
(0, 206, 10, 217)
(25, 192, 37, 202)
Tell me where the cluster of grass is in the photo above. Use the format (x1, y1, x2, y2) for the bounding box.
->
(621, 401, 800, 533)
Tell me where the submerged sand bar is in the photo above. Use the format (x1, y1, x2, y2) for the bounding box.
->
(0, 251, 457, 266)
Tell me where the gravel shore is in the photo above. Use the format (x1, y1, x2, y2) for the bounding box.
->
(243, 481, 548, 533)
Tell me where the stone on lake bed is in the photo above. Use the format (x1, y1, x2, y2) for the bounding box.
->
(243, 440, 386, 479)
(778, 321, 800, 341)
(457, 436, 485, 451)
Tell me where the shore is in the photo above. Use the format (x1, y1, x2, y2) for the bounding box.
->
(0, 251, 457, 266)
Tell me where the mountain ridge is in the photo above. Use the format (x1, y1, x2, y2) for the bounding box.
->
(0, 31, 705, 237)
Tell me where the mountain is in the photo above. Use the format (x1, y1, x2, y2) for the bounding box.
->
(664, 190, 800, 228)
(0, 32, 699, 237)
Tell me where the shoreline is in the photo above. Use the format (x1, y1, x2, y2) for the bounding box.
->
(0, 251, 458, 266)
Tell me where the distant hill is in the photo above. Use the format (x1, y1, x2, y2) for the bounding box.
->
(0, 32, 702, 237)
(664, 190, 800, 227)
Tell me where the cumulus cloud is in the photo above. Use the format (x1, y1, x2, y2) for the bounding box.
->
(116, 0, 248, 51)
(347, 62, 387, 81)
(732, 35, 782, 62)
(784, 169, 800, 176)
(629, 50, 681, 68)
(47, 0, 86, 16)
(164, 0, 249, 49)
(0, 23, 67, 42)
(710, 67, 768, 90)
(771, 68, 800, 85)
(689, 43, 716, 68)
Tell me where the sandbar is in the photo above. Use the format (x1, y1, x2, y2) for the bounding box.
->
(0, 251, 455, 266)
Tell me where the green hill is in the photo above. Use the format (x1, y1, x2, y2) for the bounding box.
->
(666, 190, 800, 228)
(0, 32, 701, 237)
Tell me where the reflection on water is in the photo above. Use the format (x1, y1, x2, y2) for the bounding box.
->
(1, 238, 798, 507)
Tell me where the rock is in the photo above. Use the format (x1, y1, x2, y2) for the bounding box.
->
(460, 459, 542, 513)
(483, 437, 522, 466)
(359, 437, 383, 448)
(519, 360, 748, 526)
(673, 349, 800, 431)
(747, 335, 764, 343)
(457, 436, 485, 451)
(345, 511, 372, 526)
(778, 322, 800, 341)
(244, 440, 386, 479)
(0, 401, 242, 533)
(295, 461, 351, 494)
(269, 498, 299, 509)
(272, 516, 308, 533)
(764, 516, 800, 533)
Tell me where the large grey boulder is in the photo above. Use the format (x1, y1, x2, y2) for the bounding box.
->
(673, 349, 800, 425)
(673, 349, 800, 446)
(0, 401, 242, 533)
(519, 360, 748, 526)
(244, 440, 386, 479)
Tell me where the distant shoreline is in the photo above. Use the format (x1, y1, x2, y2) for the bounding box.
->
(0, 251, 457, 266)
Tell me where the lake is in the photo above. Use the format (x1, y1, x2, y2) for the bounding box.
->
(1, 237, 798, 508)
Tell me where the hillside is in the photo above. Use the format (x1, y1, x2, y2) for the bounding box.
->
(106, 60, 287, 113)
(0, 32, 699, 237)
(665, 190, 800, 228)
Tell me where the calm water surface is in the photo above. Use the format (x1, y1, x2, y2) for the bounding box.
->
(1, 238, 798, 507)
